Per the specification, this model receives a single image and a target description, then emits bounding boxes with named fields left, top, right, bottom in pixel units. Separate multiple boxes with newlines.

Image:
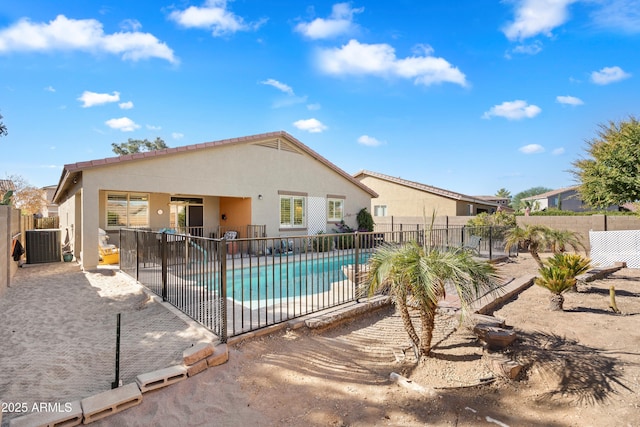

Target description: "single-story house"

left=521, top=185, right=621, bottom=213
left=353, top=170, right=500, bottom=217
left=473, top=195, right=513, bottom=211
left=53, top=131, right=378, bottom=270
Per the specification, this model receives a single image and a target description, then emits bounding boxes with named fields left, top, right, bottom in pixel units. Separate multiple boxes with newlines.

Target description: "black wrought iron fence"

left=119, top=226, right=514, bottom=342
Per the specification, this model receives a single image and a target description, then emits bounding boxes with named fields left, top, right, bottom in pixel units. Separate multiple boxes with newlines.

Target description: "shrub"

left=312, top=232, right=333, bottom=252
left=357, top=208, right=375, bottom=232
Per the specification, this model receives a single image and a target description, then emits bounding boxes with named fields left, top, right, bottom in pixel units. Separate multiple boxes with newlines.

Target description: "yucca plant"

left=535, top=265, right=575, bottom=311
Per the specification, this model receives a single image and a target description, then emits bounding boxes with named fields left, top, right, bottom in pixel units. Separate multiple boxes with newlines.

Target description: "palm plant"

left=546, top=253, right=591, bottom=277
left=535, top=253, right=591, bottom=310
left=503, top=224, right=552, bottom=268
left=535, top=264, right=575, bottom=311
left=546, top=252, right=591, bottom=292
left=546, top=229, right=586, bottom=255
left=364, top=241, right=502, bottom=359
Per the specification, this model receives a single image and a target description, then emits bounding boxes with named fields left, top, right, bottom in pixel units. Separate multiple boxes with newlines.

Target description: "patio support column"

left=81, top=187, right=100, bottom=270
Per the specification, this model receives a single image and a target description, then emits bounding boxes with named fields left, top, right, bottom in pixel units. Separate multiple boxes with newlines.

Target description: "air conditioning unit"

left=26, top=229, right=61, bottom=264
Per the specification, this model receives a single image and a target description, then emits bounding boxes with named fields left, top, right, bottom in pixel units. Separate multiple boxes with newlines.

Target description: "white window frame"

left=105, top=192, right=149, bottom=230
left=327, top=197, right=345, bottom=222
left=279, top=193, right=306, bottom=229
left=373, top=205, right=387, bottom=216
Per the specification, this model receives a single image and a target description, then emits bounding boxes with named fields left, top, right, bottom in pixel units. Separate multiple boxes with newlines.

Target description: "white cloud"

left=105, top=117, right=140, bottom=132
left=590, top=66, right=631, bottom=85
left=482, top=100, right=541, bottom=120
left=556, top=95, right=583, bottom=105
left=78, top=90, right=120, bottom=108
left=307, top=103, right=321, bottom=111
left=169, top=0, right=265, bottom=36
left=295, top=3, right=364, bottom=39
left=519, top=144, right=545, bottom=154
left=119, top=101, right=134, bottom=109
left=316, top=39, right=467, bottom=87
left=0, top=15, right=177, bottom=63
left=357, top=135, right=383, bottom=147
left=120, top=19, right=142, bottom=32
left=552, top=147, right=565, bottom=155
left=503, top=0, right=576, bottom=41
left=261, top=78, right=294, bottom=95
left=591, top=0, right=640, bottom=33
left=146, top=124, right=162, bottom=131
left=507, top=40, right=543, bottom=57
left=172, top=132, right=184, bottom=139
left=293, top=118, right=327, bottom=133
left=44, top=86, right=55, bottom=92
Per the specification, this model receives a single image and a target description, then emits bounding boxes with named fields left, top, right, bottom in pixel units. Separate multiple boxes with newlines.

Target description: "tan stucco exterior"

left=354, top=171, right=498, bottom=218
left=54, top=132, right=376, bottom=270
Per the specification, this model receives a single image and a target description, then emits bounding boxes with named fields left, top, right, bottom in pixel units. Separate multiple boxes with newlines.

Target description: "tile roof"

left=521, top=185, right=579, bottom=201
left=353, top=170, right=498, bottom=206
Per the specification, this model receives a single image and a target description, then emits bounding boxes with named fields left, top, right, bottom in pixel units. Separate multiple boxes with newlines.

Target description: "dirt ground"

left=101, top=254, right=640, bottom=427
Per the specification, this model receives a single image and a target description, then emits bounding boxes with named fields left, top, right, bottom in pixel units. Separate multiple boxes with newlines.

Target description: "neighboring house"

left=521, top=185, right=620, bottom=213
left=53, top=131, right=378, bottom=270
left=473, top=195, right=514, bottom=213
left=353, top=170, right=500, bottom=217
left=39, top=185, right=59, bottom=217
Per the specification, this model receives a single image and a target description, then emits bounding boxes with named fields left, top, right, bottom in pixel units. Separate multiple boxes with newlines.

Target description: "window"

left=280, top=195, right=306, bottom=228
left=327, top=198, right=344, bottom=222
left=373, top=205, right=387, bottom=216
left=106, top=193, right=149, bottom=229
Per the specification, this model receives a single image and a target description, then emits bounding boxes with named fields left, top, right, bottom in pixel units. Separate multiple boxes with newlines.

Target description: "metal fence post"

left=135, top=230, right=139, bottom=281
left=161, top=232, right=167, bottom=302
left=220, top=238, right=228, bottom=342
left=111, top=313, right=121, bottom=389
left=354, top=231, right=360, bottom=302
left=489, top=226, right=493, bottom=260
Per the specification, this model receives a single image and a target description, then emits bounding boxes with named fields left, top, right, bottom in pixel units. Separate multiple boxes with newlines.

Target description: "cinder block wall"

left=0, top=205, right=8, bottom=297
left=0, top=206, right=21, bottom=298
left=517, top=215, right=640, bottom=252
left=374, top=214, right=640, bottom=253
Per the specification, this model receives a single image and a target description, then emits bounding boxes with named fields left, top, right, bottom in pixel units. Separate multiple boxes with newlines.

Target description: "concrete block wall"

left=374, top=214, right=640, bottom=253
left=518, top=215, right=640, bottom=252
left=1, top=206, right=21, bottom=298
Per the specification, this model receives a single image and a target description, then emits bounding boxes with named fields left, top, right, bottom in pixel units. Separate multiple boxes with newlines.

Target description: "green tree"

left=512, top=186, right=552, bottom=212
left=364, top=241, right=501, bottom=359
left=572, top=116, right=640, bottom=208
left=495, top=188, right=512, bottom=207
left=112, top=137, right=168, bottom=155
left=0, top=113, right=7, bottom=138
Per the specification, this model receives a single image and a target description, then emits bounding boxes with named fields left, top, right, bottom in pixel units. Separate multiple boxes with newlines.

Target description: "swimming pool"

left=195, top=253, right=370, bottom=304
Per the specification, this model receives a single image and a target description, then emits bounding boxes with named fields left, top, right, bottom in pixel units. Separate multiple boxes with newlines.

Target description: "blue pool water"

left=199, top=253, right=370, bottom=303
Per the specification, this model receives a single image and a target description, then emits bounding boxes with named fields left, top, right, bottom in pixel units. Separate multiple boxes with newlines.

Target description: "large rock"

left=473, top=324, right=517, bottom=350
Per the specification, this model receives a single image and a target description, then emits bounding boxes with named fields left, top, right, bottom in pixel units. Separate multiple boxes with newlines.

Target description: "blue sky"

left=0, top=1, right=638, bottom=197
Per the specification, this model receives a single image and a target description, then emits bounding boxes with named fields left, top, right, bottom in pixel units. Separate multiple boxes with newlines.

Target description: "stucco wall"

left=359, top=176, right=459, bottom=217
